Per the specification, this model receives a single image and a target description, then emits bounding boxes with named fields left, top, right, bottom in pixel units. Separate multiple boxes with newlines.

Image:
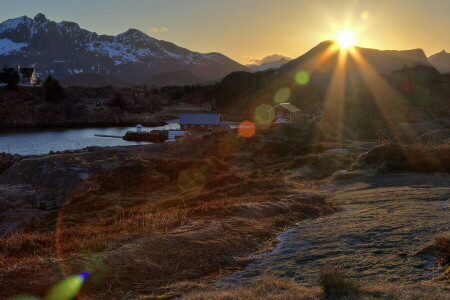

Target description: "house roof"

left=268, top=103, right=301, bottom=113
left=179, top=113, right=223, bottom=125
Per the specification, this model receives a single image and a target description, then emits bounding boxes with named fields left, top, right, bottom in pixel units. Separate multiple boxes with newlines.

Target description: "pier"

left=94, top=134, right=123, bottom=139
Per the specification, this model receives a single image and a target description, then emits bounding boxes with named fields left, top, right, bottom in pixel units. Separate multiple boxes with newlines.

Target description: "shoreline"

left=0, top=120, right=168, bottom=130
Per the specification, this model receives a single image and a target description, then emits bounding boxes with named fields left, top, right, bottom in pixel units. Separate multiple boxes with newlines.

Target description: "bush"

left=319, top=266, right=359, bottom=298
left=0, top=66, right=20, bottom=90
left=358, top=143, right=450, bottom=173
left=43, top=75, right=65, bottom=101
left=109, top=92, right=127, bottom=110
left=435, top=234, right=450, bottom=267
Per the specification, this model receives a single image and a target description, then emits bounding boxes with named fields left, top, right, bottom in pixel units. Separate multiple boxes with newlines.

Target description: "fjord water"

left=0, top=127, right=146, bottom=155
left=0, top=120, right=181, bottom=155
left=225, top=174, right=450, bottom=285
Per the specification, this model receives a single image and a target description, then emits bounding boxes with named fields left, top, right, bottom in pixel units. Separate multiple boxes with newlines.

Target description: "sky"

left=0, top=0, right=448, bottom=64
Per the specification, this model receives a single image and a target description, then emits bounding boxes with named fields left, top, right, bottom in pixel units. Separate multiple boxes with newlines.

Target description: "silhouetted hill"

left=279, top=40, right=431, bottom=88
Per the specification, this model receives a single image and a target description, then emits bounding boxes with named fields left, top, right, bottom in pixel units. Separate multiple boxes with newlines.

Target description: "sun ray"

left=320, top=48, right=349, bottom=141
left=348, top=48, right=417, bottom=139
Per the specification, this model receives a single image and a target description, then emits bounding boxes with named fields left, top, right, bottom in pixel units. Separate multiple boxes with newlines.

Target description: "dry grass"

left=169, top=277, right=450, bottom=300
left=0, top=146, right=336, bottom=299
left=180, top=277, right=319, bottom=300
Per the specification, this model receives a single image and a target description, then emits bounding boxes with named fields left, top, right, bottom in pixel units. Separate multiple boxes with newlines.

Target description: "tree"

left=0, top=66, right=20, bottom=90
left=109, top=93, right=127, bottom=110
left=43, top=75, right=65, bottom=102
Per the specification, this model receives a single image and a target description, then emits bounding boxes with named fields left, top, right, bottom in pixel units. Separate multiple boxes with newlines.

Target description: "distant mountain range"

left=0, top=13, right=447, bottom=87
left=246, top=54, right=292, bottom=72
left=428, top=50, right=450, bottom=74
left=0, top=13, right=247, bottom=85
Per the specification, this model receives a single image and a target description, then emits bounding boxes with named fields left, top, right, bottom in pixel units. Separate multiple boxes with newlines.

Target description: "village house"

left=5, top=66, right=38, bottom=85
left=304, top=104, right=324, bottom=121
left=267, top=103, right=302, bottom=123
left=179, top=113, right=229, bottom=132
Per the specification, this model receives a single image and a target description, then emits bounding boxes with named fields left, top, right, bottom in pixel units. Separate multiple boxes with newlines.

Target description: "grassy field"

left=1, top=130, right=449, bottom=299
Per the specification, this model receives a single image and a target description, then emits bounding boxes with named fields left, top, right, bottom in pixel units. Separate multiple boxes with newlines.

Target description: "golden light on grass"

left=336, top=30, right=356, bottom=48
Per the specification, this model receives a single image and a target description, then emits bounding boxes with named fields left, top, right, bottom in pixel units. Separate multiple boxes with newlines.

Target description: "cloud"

left=243, top=54, right=292, bottom=65
left=149, top=26, right=169, bottom=33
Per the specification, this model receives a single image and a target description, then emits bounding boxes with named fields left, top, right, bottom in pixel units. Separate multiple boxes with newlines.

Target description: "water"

left=0, top=121, right=180, bottom=155
left=225, top=174, right=450, bottom=285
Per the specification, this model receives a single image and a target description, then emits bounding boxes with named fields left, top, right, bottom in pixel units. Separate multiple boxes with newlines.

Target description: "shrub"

left=358, top=143, right=450, bottom=173
left=43, top=75, right=65, bottom=102
left=435, top=234, right=450, bottom=266
left=109, top=92, right=127, bottom=110
left=319, top=266, right=359, bottom=298
left=0, top=66, right=20, bottom=90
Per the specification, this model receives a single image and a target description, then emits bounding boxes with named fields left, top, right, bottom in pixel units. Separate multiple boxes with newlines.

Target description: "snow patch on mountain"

left=0, top=38, right=28, bottom=55
left=0, top=13, right=248, bottom=84
left=0, top=16, right=28, bottom=32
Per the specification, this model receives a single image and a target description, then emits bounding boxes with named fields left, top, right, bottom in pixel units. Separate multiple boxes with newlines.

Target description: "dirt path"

left=224, top=173, right=450, bottom=285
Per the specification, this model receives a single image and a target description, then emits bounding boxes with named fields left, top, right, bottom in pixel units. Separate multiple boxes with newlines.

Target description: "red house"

left=267, top=103, right=301, bottom=123
left=179, top=113, right=228, bottom=132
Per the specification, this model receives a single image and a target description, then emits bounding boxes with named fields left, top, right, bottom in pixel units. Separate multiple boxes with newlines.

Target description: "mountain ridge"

left=0, top=13, right=248, bottom=85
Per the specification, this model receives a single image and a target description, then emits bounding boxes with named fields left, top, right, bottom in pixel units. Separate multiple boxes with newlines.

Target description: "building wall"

left=180, top=124, right=223, bottom=132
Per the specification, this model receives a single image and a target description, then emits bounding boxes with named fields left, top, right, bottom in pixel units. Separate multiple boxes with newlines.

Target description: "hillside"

left=60, top=73, right=131, bottom=87
left=203, top=41, right=450, bottom=140
left=149, top=70, right=204, bottom=86
left=279, top=40, right=431, bottom=87
left=0, top=13, right=248, bottom=85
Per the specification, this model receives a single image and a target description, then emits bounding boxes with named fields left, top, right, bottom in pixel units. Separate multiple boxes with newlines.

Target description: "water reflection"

left=0, top=121, right=179, bottom=155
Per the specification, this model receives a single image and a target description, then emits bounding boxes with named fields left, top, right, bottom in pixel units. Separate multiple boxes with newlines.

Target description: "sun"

left=336, top=30, right=357, bottom=48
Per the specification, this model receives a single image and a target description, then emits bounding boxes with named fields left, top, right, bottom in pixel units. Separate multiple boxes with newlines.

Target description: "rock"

left=123, top=130, right=168, bottom=143
left=420, top=129, right=450, bottom=145
left=0, top=152, right=22, bottom=174
left=325, top=148, right=350, bottom=154
left=0, top=200, right=11, bottom=211
left=397, top=121, right=445, bottom=142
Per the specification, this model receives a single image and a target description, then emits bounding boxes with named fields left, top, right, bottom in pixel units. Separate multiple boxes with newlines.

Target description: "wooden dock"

left=94, top=134, right=123, bottom=139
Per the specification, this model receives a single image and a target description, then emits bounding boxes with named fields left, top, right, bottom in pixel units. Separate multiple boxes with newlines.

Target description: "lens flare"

left=254, top=103, right=273, bottom=124
left=238, top=121, right=256, bottom=138
left=46, top=271, right=89, bottom=300
left=336, top=30, right=356, bottom=48
left=361, top=10, right=370, bottom=21
left=274, top=87, right=291, bottom=103
left=295, top=71, right=310, bottom=85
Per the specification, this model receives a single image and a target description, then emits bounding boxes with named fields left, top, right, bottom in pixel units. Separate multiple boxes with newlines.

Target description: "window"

left=208, top=125, right=213, bottom=129
left=201, top=125, right=205, bottom=128
left=190, top=125, right=195, bottom=128
left=278, top=111, right=283, bottom=117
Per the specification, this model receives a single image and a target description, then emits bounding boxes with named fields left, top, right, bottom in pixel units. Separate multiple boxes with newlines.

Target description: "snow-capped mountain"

left=0, top=13, right=248, bottom=85
left=246, top=54, right=292, bottom=72
left=428, top=50, right=450, bottom=74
